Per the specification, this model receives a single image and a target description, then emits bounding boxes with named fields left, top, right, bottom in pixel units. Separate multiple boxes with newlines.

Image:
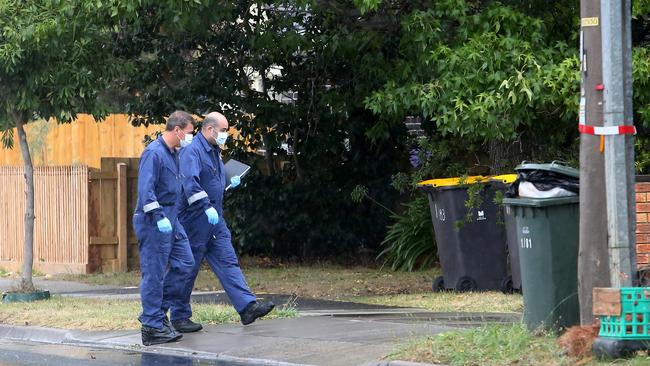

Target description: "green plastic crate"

left=599, top=288, right=650, bottom=340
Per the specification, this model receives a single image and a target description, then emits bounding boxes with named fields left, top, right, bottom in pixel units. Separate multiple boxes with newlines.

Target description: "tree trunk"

left=489, top=140, right=506, bottom=175
left=262, top=133, right=276, bottom=176
left=292, top=127, right=303, bottom=182
left=16, top=117, right=36, bottom=292
left=258, top=67, right=277, bottom=177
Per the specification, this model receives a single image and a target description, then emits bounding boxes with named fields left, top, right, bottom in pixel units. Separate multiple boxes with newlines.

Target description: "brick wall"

left=637, top=181, right=650, bottom=267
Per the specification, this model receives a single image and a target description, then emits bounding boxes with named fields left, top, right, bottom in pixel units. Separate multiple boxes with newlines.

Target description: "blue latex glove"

left=205, top=207, right=219, bottom=225
left=156, top=217, right=173, bottom=233
left=230, top=176, right=241, bottom=189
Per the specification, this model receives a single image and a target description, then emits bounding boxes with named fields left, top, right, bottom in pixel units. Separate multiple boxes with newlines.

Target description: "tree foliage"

left=364, top=0, right=650, bottom=269
left=5, top=0, right=650, bottom=266
left=0, top=0, right=127, bottom=135
left=363, top=1, right=578, bottom=144
left=0, top=0, right=135, bottom=289
left=105, top=0, right=650, bottom=262
left=116, top=1, right=409, bottom=258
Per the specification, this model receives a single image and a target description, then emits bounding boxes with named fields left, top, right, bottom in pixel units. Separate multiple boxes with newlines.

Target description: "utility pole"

left=601, top=0, right=637, bottom=287
left=578, top=0, right=610, bottom=325
left=578, top=0, right=637, bottom=324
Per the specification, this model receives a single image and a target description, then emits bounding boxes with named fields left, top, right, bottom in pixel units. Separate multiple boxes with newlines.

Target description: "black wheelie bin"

left=419, top=176, right=510, bottom=292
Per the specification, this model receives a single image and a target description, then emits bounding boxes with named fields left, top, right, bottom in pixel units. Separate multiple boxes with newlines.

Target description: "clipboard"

left=225, top=159, right=251, bottom=191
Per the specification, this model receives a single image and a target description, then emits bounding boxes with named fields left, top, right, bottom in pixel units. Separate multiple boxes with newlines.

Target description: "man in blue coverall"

left=166, top=112, right=274, bottom=333
left=133, top=111, right=196, bottom=346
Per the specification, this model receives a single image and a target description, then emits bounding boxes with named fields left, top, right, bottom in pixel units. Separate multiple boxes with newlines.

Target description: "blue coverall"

left=133, top=136, right=195, bottom=330
left=166, top=132, right=256, bottom=322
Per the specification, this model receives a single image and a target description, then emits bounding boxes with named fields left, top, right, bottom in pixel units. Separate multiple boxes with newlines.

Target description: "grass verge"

left=388, top=324, right=650, bottom=366
left=54, top=259, right=440, bottom=299
left=389, top=324, right=565, bottom=365
left=0, top=296, right=297, bottom=331
left=344, top=292, right=523, bottom=313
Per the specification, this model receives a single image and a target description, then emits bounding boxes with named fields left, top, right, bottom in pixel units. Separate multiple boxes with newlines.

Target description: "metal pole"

left=578, top=0, right=610, bottom=325
left=601, top=0, right=637, bottom=287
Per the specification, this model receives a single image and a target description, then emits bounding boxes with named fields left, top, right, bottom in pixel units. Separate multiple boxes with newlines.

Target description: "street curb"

left=298, top=308, right=429, bottom=316
left=323, top=311, right=521, bottom=323
left=58, top=289, right=225, bottom=300
left=377, top=361, right=446, bottom=366
left=0, top=324, right=72, bottom=343
left=0, top=324, right=313, bottom=366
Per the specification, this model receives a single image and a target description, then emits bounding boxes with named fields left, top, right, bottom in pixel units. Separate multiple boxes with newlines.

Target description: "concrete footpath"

left=0, top=278, right=123, bottom=294
left=0, top=279, right=521, bottom=365
left=0, top=316, right=456, bottom=365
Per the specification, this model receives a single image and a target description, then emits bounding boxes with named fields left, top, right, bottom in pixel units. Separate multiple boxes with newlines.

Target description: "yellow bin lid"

left=489, top=174, right=517, bottom=184
left=418, top=175, right=489, bottom=188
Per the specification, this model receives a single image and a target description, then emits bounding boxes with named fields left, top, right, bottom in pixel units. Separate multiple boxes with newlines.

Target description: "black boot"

left=141, top=324, right=183, bottom=346
left=163, top=317, right=181, bottom=337
left=172, top=319, right=203, bottom=333
left=239, top=301, right=275, bottom=325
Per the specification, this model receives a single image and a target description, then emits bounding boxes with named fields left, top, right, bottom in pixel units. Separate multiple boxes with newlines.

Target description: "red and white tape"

left=578, top=123, right=636, bottom=135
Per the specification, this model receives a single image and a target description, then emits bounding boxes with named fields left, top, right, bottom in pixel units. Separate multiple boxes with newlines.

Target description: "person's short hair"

left=202, top=114, right=221, bottom=130
left=166, top=111, right=195, bottom=131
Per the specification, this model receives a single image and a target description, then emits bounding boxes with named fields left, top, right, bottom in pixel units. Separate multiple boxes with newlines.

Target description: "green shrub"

left=378, top=196, right=436, bottom=271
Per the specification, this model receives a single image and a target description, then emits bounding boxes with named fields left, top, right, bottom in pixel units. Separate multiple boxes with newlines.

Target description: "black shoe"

left=163, top=317, right=181, bottom=337
left=240, top=301, right=275, bottom=325
left=137, top=315, right=176, bottom=332
left=172, top=319, right=203, bottom=333
left=141, top=325, right=183, bottom=346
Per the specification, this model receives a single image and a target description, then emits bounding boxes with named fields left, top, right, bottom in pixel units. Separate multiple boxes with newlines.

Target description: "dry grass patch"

left=345, top=292, right=523, bottom=313
left=55, top=259, right=440, bottom=299
left=242, top=265, right=439, bottom=298
left=0, top=296, right=296, bottom=331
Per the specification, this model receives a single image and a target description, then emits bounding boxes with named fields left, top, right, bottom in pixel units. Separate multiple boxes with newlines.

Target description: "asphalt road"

left=0, top=339, right=261, bottom=366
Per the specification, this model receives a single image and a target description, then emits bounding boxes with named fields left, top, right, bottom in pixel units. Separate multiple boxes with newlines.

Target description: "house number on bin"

left=520, top=237, right=532, bottom=249
left=438, top=209, right=446, bottom=221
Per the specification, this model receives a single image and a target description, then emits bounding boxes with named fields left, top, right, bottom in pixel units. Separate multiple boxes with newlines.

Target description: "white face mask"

left=179, top=133, right=193, bottom=148
left=215, top=131, right=228, bottom=145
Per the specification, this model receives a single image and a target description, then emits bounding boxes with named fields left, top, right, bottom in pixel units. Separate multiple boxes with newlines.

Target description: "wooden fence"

left=0, top=166, right=89, bottom=273
left=88, top=158, right=140, bottom=273
left=0, top=114, right=162, bottom=168
left=0, top=158, right=141, bottom=274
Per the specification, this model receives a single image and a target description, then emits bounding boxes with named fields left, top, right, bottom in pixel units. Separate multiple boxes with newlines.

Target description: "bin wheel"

left=500, top=276, right=514, bottom=294
left=455, top=276, right=477, bottom=292
left=432, top=276, right=445, bottom=292
left=592, top=337, right=633, bottom=360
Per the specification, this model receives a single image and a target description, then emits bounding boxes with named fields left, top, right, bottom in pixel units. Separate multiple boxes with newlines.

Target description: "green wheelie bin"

left=490, top=174, right=521, bottom=293
left=502, top=163, right=580, bottom=331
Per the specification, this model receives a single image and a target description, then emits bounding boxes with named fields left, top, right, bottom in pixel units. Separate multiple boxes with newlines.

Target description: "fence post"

left=117, top=163, right=128, bottom=272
